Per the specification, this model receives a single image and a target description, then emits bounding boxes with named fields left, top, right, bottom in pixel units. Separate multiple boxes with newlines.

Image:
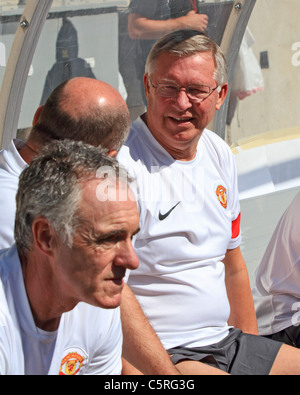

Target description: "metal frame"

left=0, top=0, right=256, bottom=149
left=0, top=0, right=53, bottom=149
left=213, top=0, right=257, bottom=139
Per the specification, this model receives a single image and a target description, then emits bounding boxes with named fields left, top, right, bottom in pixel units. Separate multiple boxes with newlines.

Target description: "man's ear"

left=31, top=217, right=58, bottom=258
left=32, top=105, right=44, bottom=126
left=107, top=149, right=118, bottom=158
left=216, top=83, right=229, bottom=111
left=143, top=73, right=151, bottom=99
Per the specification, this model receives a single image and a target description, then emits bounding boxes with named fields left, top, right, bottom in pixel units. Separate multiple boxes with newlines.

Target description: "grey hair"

left=15, top=140, right=131, bottom=256
left=145, top=29, right=228, bottom=85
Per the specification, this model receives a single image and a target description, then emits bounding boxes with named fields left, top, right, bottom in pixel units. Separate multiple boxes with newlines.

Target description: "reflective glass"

left=3, top=0, right=300, bottom=283
left=227, top=1, right=300, bottom=283
left=14, top=0, right=235, bottom=131
left=0, top=0, right=26, bottom=96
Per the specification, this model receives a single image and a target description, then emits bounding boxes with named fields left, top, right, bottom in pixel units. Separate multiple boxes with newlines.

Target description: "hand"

left=183, top=11, right=208, bottom=32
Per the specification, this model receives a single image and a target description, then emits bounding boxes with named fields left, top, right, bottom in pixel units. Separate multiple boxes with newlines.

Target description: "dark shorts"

left=265, top=325, right=300, bottom=348
left=167, top=329, right=283, bottom=375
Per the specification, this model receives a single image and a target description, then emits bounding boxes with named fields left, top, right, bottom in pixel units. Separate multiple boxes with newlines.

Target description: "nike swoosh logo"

left=159, top=202, right=181, bottom=221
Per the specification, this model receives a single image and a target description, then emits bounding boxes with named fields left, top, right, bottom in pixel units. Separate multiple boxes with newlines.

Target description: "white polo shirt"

left=0, top=245, right=123, bottom=375
left=0, top=140, right=27, bottom=250
left=253, top=191, right=300, bottom=336
left=118, top=117, right=241, bottom=350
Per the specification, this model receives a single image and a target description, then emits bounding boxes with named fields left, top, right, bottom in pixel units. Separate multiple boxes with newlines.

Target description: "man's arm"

left=128, top=11, right=208, bottom=40
left=223, top=247, right=258, bottom=335
left=121, top=284, right=180, bottom=375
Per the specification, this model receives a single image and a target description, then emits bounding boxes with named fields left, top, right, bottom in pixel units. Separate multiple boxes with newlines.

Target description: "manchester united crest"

left=216, top=184, right=227, bottom=209
left=59, top=348, right=87, bottom=375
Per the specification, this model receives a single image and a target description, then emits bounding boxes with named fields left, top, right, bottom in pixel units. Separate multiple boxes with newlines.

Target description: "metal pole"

left=212, top=0, right=257, bottom=140
left=0, top=0, right=53, bottom=149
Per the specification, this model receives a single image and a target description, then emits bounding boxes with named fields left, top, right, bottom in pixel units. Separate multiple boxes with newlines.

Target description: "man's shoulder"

left=203, top=129, right=231, bottom=150
left=0, top=246, right=24, bottom=375
left=0, top=281, right=24, bottom=375
left=0, top=246, right=22, bottom=289
left=118, top=118, right=146, bottom=161
left=69, top=303, right=121, bottom=333
left=202, top=129, right=235, bottom=162
left=62, top=304, right=122, bottom=358
left=59, top=305, right=122, bottom=375
left=0, top=165, right=19, bottom=188
left=0, top=143, right=22, bottom=250
left=0, top=140, right=26, bottom=180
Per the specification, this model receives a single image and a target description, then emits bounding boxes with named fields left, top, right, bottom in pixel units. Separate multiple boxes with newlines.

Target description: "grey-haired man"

left=0, top=140, right=140, bottom=375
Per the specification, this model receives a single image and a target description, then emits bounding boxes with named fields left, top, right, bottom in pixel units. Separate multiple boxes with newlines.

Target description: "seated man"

left=0, top=77, right=130, bottom=250
left=118, top=29, right=300, bottom=375
left=0, top=140, right=140, bottom=375
left=0, top=77, right=182, bottom=375
left=253, top=191, right=300, bottom=348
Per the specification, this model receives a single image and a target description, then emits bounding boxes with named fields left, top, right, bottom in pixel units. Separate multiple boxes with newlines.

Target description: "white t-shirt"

left=253, top=191, right=300, bottom=336
left=118, top=117, right=241, bottom=349
left=0, top=245, right=123, bottom=375
left=0, top=140, right=27, bottom=250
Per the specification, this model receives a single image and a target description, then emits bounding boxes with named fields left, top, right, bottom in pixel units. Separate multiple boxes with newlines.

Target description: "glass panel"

left=0, top=0, right=27, bottom=97
left=16, top=0, right=235, bottom=135
left=6, top=0, right=299, bottom=288
left=227, top=1, right=300, bottom=284
left=18, top=0, right=127, bottom=135
left=3, top=0, right=300, bottom=331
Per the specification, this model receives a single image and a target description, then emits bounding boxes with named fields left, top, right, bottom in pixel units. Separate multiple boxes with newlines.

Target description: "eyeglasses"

left=149, top=76, right=220, bottom=103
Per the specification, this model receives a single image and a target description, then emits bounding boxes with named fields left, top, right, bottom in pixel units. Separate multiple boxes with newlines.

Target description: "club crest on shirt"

left=215, top=184, right=227, bottom=209
left=59, top=348, right=88, bottom=375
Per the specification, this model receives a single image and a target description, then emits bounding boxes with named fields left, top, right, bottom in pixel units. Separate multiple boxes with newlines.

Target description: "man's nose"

left=174, top=89, right=193, bottom=110
left=114, top=240, right=139, bottom=271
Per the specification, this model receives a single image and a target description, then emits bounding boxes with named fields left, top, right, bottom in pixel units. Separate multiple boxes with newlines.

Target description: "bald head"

left=61, top=78, right=128, bottom=122
left=29, top=77, right=130, bottom=154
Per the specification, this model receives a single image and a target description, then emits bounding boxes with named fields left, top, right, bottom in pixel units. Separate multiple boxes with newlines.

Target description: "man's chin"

left=90, top=291, right=123, bottom=310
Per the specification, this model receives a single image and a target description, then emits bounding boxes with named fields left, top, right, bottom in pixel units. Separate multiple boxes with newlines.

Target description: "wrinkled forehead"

left=151, top=52, right=217, bottom=84
left=76, top=178, right=139, bottom=235
left=79, top=177, right=136, bottom=207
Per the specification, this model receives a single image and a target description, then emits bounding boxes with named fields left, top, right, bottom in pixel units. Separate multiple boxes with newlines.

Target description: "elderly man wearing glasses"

left=118, top=30, right=300, bottom=375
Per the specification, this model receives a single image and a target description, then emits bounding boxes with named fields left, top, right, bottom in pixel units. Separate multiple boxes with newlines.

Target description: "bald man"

left=0, top=77, right=130, bottom=249
left=0, top=77, right=183, bottom=376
